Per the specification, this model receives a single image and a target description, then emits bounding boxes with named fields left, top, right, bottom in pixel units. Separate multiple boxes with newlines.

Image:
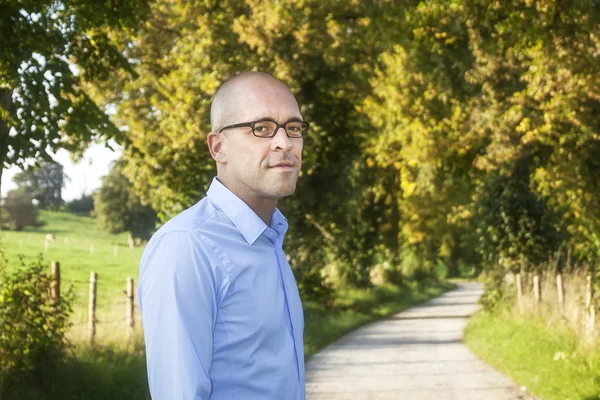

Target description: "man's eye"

left=288, top=125, right=301, bottom=132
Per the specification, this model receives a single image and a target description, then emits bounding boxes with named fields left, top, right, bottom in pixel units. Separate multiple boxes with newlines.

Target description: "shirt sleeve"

left=138, top=230, right=225, bottom=400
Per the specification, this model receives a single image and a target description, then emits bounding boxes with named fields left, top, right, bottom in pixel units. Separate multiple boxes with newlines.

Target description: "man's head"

left=207, top=72, right=304, bottom=205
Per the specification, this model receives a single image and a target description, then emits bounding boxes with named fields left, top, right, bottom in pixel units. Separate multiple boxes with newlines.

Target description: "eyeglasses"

left=218, top=118, right=309, bottom=138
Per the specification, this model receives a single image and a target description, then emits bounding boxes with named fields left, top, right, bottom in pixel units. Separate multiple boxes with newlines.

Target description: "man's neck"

left=245, top=197, right=278, bottom=226
left=216, top=177, right=277, bottom=226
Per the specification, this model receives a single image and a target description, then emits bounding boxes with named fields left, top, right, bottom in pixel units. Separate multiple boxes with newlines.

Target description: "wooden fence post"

left=533, top=274, right=541, bottom=303
left=556, top=274, right=565, bottom=315
left=586, top=274, right=595, bottom=340
left=127, top=277, right=135, bottom=339
left=516, top=273, right=523, bottom=312
left=586, top=274, right=593, bottom=311
left=51, top=261, right=60, bottom=305
left=89, top=272, right=98, bottom=346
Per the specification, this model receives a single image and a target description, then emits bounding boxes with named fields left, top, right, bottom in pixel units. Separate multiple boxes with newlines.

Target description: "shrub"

left=0, top=254, right=72, bottom=392
left=65, top=194, right=94, bottom=215
left=2, top=189, right=38, bottom=230
left=479, top=266, right=508, bottom=312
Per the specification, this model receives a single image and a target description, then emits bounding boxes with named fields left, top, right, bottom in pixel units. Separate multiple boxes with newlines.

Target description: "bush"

left=0, top=254, right=72, bottom=393
left=2, top=189, right=38, bottom=230
left=65, top=194, right=94, bottom=215
left=479, top=266, right=508, bottom=312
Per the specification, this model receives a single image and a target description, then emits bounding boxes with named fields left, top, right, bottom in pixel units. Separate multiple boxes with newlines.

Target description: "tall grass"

left=505, top=269, right=596, bottom=345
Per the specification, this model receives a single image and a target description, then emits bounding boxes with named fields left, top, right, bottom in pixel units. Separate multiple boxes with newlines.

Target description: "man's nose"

left=271, top=126, right=293, bottom=151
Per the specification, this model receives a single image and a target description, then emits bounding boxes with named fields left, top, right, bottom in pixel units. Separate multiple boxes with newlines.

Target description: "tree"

left=0, top=0, right=149, bottom=205
left=94, top=161, right=157, bottom=242
left=364, top=0, right=600, bottom=275
left=13, top=160, right=65, bottom=209
left=65, top=194, right=94, bottom=215
left=90, top=0, right=408, bottom=290
left=2, top=189, right=38, bottom=230
left=88, top=0, right=599, bottom=290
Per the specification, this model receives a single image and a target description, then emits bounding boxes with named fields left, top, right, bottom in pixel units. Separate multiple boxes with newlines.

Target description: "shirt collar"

left=207, top=177, right=286, bottom=245
left=271, top=208, right=289, bottom=237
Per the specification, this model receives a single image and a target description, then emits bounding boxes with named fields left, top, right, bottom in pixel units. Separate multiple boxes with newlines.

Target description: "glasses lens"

left=253, top=120, right=277, bottom=137
left=285, top=121, right=308, bottom=138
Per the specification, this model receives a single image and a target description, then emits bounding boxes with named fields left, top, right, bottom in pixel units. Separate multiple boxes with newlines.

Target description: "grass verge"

left=304, top=280, right=455, bottom=358
left=3, top=279, right=454, bottom=399
left=464, top=310, right=600, bottom=400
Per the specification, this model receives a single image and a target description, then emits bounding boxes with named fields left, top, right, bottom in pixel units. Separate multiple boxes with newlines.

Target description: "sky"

left=1, top=142, right=122, bottom=202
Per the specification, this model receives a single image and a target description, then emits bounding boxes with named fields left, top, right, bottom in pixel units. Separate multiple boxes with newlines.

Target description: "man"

left=138, top=71, right=307, bottom=399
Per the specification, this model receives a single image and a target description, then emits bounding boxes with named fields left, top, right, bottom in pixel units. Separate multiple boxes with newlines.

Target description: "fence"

left=507, top=269, right=596, bottom=342
left=50, top=261, right=138, bottom=346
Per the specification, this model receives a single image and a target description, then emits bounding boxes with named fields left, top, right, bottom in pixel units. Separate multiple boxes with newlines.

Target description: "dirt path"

left=305, top=282, right=535, bottom=400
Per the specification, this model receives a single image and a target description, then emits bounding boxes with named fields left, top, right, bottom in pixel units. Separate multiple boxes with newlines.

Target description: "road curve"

left=306, top=282, right=534, bottom=400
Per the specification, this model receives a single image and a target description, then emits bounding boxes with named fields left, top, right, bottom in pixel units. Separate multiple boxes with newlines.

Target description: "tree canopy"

left=85, top=0, right=600, bottom=292
left=5, top=0, right=598, bottom=294
left=94, top=160, right=157, bottom=242
left=13, top=160, right=65, bottom=209
left=0, top=0, right=148, bottom=198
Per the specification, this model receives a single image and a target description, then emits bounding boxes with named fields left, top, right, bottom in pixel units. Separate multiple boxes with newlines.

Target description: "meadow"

left=2, top=210, right=144, bottom=343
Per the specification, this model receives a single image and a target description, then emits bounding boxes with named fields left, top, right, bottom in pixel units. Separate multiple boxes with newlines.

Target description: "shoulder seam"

left=151, top=208, right=218, bottom=242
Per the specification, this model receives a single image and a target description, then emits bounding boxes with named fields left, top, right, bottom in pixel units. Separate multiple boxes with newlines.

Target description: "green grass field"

left=464, top=310, right=600, bottom=400
left=3, top=210, right=143, bottom=291
left=2, top=210, right=144, bottom=342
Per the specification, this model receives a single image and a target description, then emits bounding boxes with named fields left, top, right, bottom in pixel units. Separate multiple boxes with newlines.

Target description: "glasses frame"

left=218, top=118, right=309, bottom=138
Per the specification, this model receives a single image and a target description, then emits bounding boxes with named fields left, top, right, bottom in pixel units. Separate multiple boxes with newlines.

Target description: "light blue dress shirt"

left=138, top=178, right=305, bottom=400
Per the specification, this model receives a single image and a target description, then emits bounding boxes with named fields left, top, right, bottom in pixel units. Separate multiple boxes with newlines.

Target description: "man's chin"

left=267, top=183, right=297, bottom=199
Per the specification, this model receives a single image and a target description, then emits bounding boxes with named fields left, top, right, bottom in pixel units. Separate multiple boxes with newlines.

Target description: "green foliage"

left=0, top=344, right=149, bottom=400
left=13, top=160, right=65, bottom=210
left=94, top=161, right=157, bottom=240
left=0, top=255, right=73, bottom=392
left=90, top=0, right=415, bottom=290
left=364, top=0, right=600, bottom=277
left=2, top=189, right=38, bottom=230
left=475, top=161, right=563, bottom=271
left=81, top=0, right=600, bottom=290
left=479, top=266, right=509, bottom=312
left=65, top=194, right=94, bottom=215
left=0, top=0, right=148, bottom=202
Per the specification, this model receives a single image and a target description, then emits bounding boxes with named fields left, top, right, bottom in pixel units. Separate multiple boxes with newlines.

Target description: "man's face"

left=219, top=80, right=304, bottom=203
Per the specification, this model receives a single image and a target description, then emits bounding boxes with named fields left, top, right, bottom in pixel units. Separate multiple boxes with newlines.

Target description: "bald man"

left=138, top=72, right=307, bottom=400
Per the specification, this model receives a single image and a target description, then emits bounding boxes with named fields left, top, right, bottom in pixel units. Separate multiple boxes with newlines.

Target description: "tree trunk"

left=0, top=88, right=14, bottom=223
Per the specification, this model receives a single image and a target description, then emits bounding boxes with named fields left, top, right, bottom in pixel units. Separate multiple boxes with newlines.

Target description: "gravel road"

left=305, top=282, right=536, bottom=400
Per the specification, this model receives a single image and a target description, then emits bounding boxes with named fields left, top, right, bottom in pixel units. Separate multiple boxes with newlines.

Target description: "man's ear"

left=207, top=131, right=227, bottom=164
